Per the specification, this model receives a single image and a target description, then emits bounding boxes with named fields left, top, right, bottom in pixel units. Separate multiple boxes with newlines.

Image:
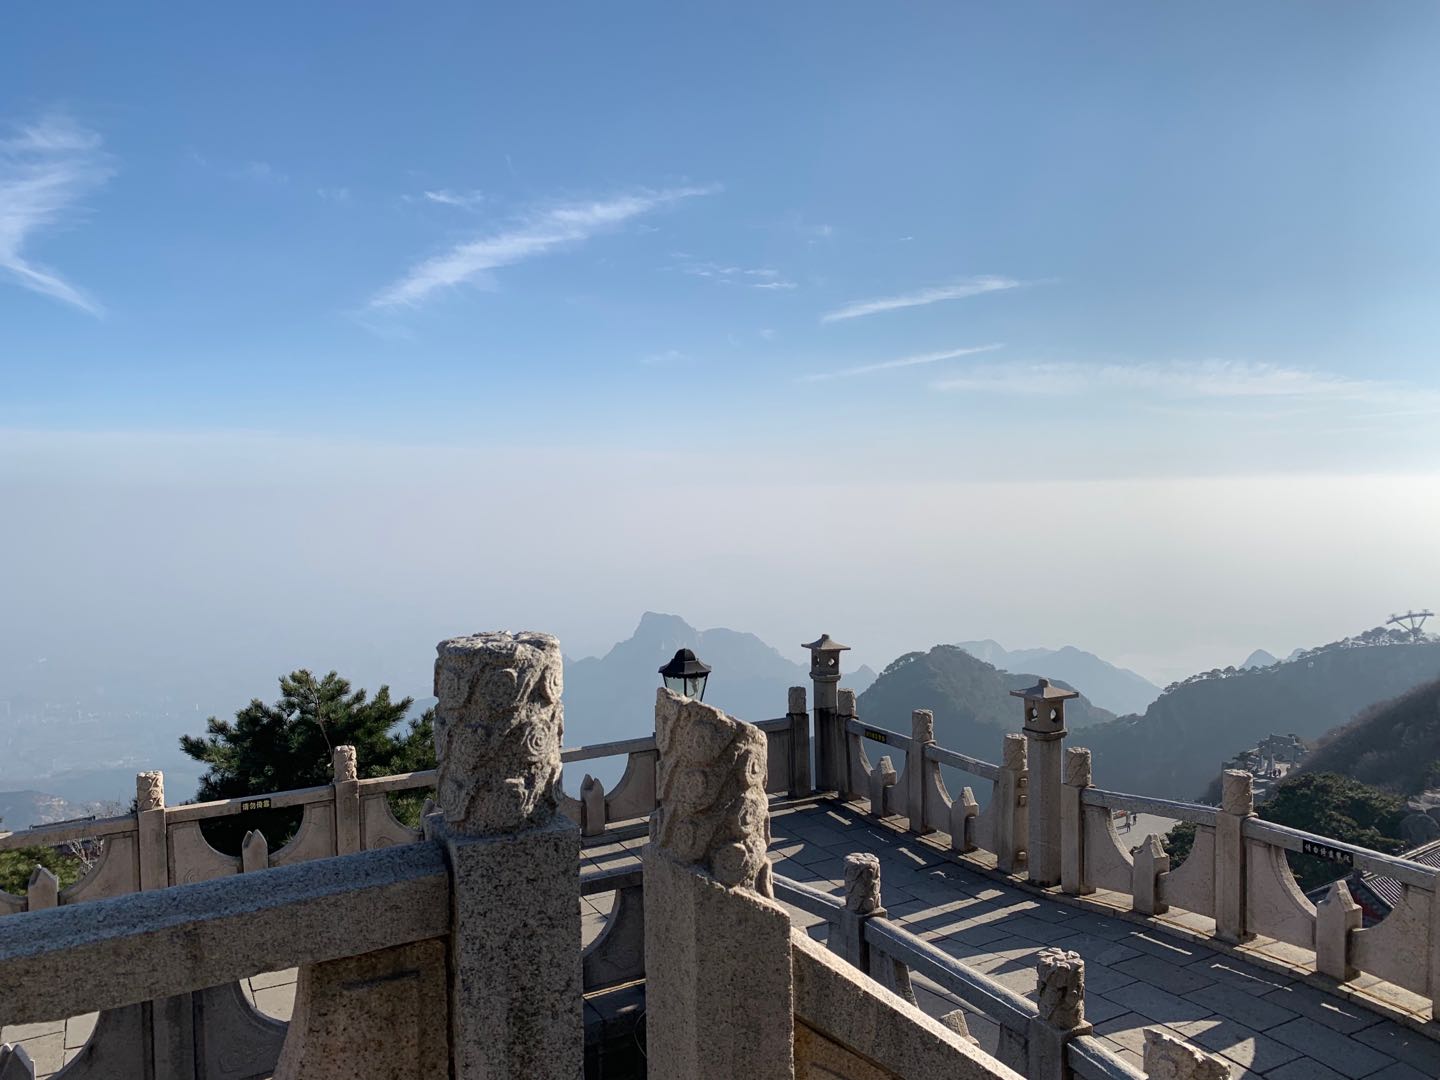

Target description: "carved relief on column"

left=333, top=745, right=358, bottom=783
left=1036, top=948, right=1086, bottom=1030
left=433, top=631, right=564, bottom=836
left=137, top=771, right=165, bottom=812
left=843, top=853, right=882, bottom=915
left=651, top=688, right=773, bottom=896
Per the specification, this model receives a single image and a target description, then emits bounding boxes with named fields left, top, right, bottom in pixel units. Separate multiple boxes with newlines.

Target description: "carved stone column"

left=1027, top=947, right=1092, bottom=1080
left=994, top=734, right=1029, bottom=875
left=829, top=853, right=916, bottom=1004
left=332, top=744, right=361, bottom=855
left=1061, top=747, right=1092, bottom=895
left=431, top=631, right=582, bottom=1080
left=644, top=688, right=795, bottom=1080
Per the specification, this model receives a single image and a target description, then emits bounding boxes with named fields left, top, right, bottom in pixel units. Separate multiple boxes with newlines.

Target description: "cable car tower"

left=1386, top=609, right=1434, bottom=641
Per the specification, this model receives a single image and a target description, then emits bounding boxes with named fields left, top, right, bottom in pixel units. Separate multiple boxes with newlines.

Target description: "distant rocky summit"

left=956, top=639, right=1161, bottom=716
left=1240, top=649, right=1279, bottom=670
left=563, top=613, right=874, bottom=745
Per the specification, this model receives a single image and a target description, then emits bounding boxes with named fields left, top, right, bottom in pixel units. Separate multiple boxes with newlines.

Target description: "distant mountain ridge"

left=856, top=645, right=1116, bottom=763
left=956, top=640, right=1161, bottom=716
left=1300, top=678, right=1440, bottom=796
left=563, top=613, right=874, bottom=746
left=1240, top=649, right=1279, bottom=670
left=1082, top=635, right=1440, bottom=800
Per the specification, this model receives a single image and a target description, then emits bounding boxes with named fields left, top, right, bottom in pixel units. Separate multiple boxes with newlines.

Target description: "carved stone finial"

left=912, top=709, right=935, bottom=744
left=651, top=688, right=772, bottom=895
left=843, top=852, right=882, bottom=914
left=1222, top=769, right=1254, bottom=816
left=136, top=771, right=165, bottom=812
left=836, top=688, right=857, bottom=716
left=787, top=686, right=807, bottom=714
left=333, top=745, right=358, bottom=783
left=1065, top=747, right=1092, bottom=787
left=1002, top=733, right=1028, bottom=771
left=433, top=631, right=564, bottom=836
left=1141, top=1028, right=1231, bottom=1080
left=1036, top=948, right=1086, bottom=1030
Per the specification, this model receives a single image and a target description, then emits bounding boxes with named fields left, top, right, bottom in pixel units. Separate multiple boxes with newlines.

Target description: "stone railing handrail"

left=354, top=768, right=437, bottom=794
left=0, top=842, right=450, bottom=1026
left=1079, top=786, right=1219, bottom=827
left=844, top=715, right=915, bottom=752
left=1068, top=1035, right=1147, bottom=1080
left=0, top=810, right=136, bottom=851
left=925, top=742, right=1002, bottom=782
left=1244, top=816, right=1439, bottom=888
left=164, top=782, right=336, bottom=823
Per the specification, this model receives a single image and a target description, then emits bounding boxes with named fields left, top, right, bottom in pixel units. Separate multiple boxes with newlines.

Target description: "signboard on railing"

left=863, top=729, right=888, bottom=745
left=241, top=798, right=272, bottom=813
left=1301, top=839, right=1355, bottom=867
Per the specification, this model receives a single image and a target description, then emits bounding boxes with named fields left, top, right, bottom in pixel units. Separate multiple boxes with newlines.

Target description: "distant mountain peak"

left=954, top=639, right=1161, bottom=716
left=1240, top=649, right=1278, bottom=670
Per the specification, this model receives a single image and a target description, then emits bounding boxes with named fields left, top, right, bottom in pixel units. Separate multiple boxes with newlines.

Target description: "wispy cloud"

left=800, top=343, right=1004, bottom=383
left=0, top=112, right=112, bottom=315
left=421, top=188, right=485, bottom=209
left=821, top=276, right=1021, bottom=323
left=932, top=359, right=1440, bottom=412
left=372, top=184, right=717, bottom=308
left=673, top=258, right=796, bottom=290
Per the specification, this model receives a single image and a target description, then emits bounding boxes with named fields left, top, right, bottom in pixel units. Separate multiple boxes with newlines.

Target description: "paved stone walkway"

left=8, top=800, right=1440, bottom=1079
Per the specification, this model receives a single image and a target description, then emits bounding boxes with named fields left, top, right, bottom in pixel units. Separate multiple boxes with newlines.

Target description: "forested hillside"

left=1082, top=638, right=1440, bottom=800
left=856, top=645, right=1115, bottom=760
left=1300, top=678, right=1440, bottom=796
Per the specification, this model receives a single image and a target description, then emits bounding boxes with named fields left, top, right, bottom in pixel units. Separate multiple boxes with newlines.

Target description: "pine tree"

left=179, top=670, right=434, bottom=851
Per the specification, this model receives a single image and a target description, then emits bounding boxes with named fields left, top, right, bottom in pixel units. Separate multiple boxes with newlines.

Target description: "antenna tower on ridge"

left=1386, top=609, right=1434, bottom=640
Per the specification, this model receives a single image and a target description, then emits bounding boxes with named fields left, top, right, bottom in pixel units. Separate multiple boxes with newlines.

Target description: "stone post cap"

left=652, top=689, right=772, bottom=894
left=911, top=709, right=935, bottom=743
left=1318, top=878, right=1360, bottom=914
left=1142, top=1028, right=1231, bottom=1080
left=875, top=755, right=897, bottom=785
left=1036, top=948, right=1086, bottom=1029
left=136, top=771, right=165, bottom=812
left=843, top=852, right=883, bottom=914
left=788, top=686, right=807, bottom=714
left=1221, top=769, right=1254, bottom=816
left=836, top=688, right=857, bottom=716
left=1064, top=747, right=1093, bottom=787
left=433, top=630, right=565, bottom=836
left=0, top=1041, right=36, bottom=1079
left=332, top=745, right=358, bottom=783
left=1136, top=833, right=1170, bottom=868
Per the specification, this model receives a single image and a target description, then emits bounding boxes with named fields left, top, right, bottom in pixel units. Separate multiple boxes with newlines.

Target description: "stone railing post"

left=869, top=755, right=898, bottom=817
left=787, top=686, right=812, bottom=796
left=136, top=770, right=192, bottom=1080
left=837, top=688, right=863, bottom=801
left=805, top=634, right=849, bottom=794
left=430, top=631, right=582, bottom=1080
left=995, top=734, right=1029, bottom=875
left=1013, top=678, right=1077, bottom=889
left=1315, top=879, right=1361, bottom=981
left=332, top=744, right=360, bottom=855
left=645, top=688, right=794, bottom=1080
left=830, top=853, right=917, bottom=1005
left=1141, top=1028, right=1231, bottom=1079
left=25, top=867, right=57, bottom=911
left=908, top=709, right=935, bottom=832
left=950, top=786, right=980, bottom=853
left=1027, top=948, right=1092, bottom=1080
left=1061, top=747, right=1092, bottom=896
left=1133, top=835, right=1170, bottom=916
left=1215, top=769, right=1254, bottom=944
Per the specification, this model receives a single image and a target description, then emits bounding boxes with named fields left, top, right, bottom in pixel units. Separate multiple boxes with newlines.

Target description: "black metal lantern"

left=659, top=648, right=712, bottom=701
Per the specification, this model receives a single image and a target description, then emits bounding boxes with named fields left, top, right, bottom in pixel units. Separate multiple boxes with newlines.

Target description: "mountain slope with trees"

left=1081, top=636, right=1440, bottom=800
left=1299, top=677, right=1440, bottom=796
left=856, top=645, right=1115, bottom=759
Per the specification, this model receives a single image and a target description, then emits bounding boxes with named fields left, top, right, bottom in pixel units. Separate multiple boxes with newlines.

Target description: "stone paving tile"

left=1037, top=931, right=1140, bottom=967
left=249, top=966, right=299, bottom=991
left=252, top=985, right=295, bottom=1022
left=1260, top=982, right=1383, bottom=1035
left=1171, top=1015, right=1302, bottom=1073
left=1265, top=1057, right=1351, bottom=1080
left=1055, top=909, right=1141, bottom=941
left=13, top=1032, right=63, bottom=1076
left=1106, top=980, right=1216, bottom=1025
left=1353, top=1020, right=1440, bottom=1075
left=1267, top=1016, right=1395, bottom=1078
left=1188, top=981, right=1297, bottom=1032
left=1119, top=928, right=1215, bottom=964
left=988, top=914, right=1079, bottom=945
left=1080, top=993, right=1128, bottom=1025
left=1093, top=1012, right=1189, bottom=1056
left=1366, top=1063, right=1431, bottom=1080
left=1, top=1019, right=64, bottom=1041
left=1111, top=952, right=1217, bottom=997
left=1079, top=963, right=1138, bottom=998
left=1185, top=954, right=1296, bottom=997
left=924, top=921, right=1015, bottom=951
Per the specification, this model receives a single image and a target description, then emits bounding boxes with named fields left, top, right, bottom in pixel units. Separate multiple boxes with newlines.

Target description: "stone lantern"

left=803, top=635, right=850, bottom=792
left=1011, top=677, right=1079, bottom=887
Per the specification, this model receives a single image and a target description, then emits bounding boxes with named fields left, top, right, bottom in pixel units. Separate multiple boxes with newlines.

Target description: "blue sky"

left=2, top=3, right=1439, bottom=688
